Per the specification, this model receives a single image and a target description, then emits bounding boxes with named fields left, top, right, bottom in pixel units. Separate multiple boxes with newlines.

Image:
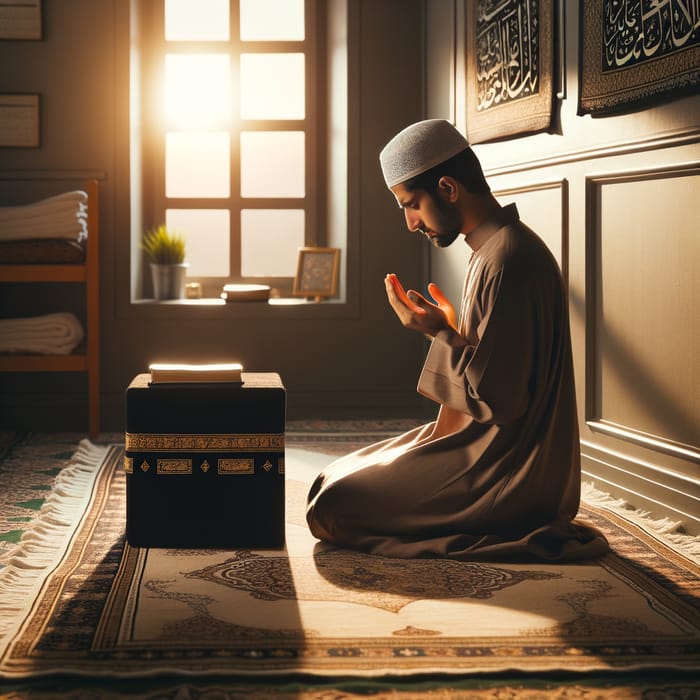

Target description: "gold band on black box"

left=125, top=432, right=284, bottom=452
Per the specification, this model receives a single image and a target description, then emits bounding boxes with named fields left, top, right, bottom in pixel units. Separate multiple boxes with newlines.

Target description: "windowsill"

left=125, top=295, right=357, bottom=319
left=132, top=296, right=339, bottom=306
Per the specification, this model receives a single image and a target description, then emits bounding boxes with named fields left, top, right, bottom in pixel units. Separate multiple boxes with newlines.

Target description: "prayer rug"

left=0, top=432, right=83, bottom=565
left=0, top=438, right=698, bottom=685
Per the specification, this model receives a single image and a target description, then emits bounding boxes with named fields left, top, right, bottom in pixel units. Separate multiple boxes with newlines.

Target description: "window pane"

left=166, top=132, right=230, bottom=198
left=241, top=209, right=304, bottom=277
left=240, top=54, right=304, bottom=119
left=241, top=131, right=304, bottom=198
left=166, top=209, right=230, bottom=277
left=165, top=54, right=231, bottom=130
left=165, top=0, right=229, bottom=41
left=240, top=0, right=304, bottom=41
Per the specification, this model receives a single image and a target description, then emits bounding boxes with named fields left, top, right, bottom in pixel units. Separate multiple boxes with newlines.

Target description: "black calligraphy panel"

left=475, top=0, right=541, bottom=112
left=603, top=0, right=700, bottom=72
left=578, top=0, right=700, bottom=114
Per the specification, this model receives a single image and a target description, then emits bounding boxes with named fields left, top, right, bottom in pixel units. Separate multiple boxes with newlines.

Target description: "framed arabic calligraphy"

left=465, top=0, right=555, bottom=144
left=578, top=1, right=700, bottom=115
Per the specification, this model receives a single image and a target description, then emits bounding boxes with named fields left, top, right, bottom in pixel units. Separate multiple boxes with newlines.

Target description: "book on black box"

left=149, top=362, right=243, bottom=384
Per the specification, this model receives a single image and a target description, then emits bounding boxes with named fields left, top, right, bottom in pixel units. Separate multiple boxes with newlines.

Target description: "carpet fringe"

left=0, top=439, right=109, bottom=650
left=582, top=480, right=700, bottom=565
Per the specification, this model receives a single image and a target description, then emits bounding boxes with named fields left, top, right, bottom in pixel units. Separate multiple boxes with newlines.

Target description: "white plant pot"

left=150, top=262, right=190, bottom=300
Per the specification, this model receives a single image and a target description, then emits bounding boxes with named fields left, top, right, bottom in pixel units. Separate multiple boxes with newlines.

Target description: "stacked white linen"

left=0, top=312, right=84, bottom=354
left=0, top=191, right=88, bottom=242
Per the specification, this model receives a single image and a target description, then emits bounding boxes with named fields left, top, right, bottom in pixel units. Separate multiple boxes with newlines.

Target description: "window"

left=133, top=0, right=325, bottom=298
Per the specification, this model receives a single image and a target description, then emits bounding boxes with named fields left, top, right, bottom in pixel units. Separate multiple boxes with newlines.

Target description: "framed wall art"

left=465, top=0, right=555, bottom=144
left=0, top=94, right=40, bottom=147
left=0, top=0, right=42, bottom=40
left=293, top=247, right=340, bottom=301
left=578, top=2, right=700, bottom=115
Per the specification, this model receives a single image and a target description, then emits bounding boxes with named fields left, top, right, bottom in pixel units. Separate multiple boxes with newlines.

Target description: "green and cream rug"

left=0, top=432, right=698, bottom=697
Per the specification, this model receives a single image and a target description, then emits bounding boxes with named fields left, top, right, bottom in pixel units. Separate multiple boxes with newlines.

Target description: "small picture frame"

left=0, top=94, right=40, bottom=147
left=293, top=247, right=340, bottom=301
left=0, top=0, right=42, bottom=40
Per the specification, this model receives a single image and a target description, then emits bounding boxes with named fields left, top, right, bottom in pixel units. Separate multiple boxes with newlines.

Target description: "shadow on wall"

left=569, top=289, right=698, bottom=451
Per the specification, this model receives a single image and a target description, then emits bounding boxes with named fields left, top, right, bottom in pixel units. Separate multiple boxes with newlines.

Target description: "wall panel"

left=585, top=165, right=700, bottom=462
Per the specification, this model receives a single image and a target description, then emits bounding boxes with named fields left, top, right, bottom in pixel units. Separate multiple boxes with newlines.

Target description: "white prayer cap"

left=379, top=119, right=469, bottom=188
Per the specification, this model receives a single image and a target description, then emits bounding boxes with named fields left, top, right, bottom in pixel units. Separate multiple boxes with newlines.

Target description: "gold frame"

left=292, top=247, right=340, bottom=300
left=465, top=0, right=555, bottom=144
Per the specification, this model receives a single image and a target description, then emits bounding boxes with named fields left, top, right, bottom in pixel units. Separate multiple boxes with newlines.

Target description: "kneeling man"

left=306, top=119, right=608, bottom=561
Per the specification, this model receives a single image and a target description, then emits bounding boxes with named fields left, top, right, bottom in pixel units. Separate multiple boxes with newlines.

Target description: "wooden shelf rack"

left=0, top=180, right=100, bottom=437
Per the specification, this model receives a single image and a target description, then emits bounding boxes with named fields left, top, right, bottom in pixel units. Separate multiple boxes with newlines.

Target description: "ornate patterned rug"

left=0, top=434, right=699, bottom=697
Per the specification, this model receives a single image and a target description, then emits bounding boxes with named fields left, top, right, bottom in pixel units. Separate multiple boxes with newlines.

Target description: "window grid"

left=140, top=0, right=321, bottom=296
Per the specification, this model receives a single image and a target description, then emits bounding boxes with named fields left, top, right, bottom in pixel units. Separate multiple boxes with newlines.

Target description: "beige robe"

left=306, top=204, right=609, bottom=561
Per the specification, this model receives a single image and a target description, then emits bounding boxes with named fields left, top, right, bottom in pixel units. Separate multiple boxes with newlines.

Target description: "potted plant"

left=142, top=224, right=189, bottom=300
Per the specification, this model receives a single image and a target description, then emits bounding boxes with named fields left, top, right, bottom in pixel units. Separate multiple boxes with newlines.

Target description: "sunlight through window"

left=241, top=209, right=305, bottom=277
left=165, top=0, right=229, bottom=41
left=240, top=0, right=304, bottom=40
left=241, top=131, right=305, bottom=198
left=240, top=53, right=305, bottom=120
left=164, top=54, right=231, bottom=130
left=166, top=209, right=231, bottom=277
left=166, top=132, right=230, bottom=198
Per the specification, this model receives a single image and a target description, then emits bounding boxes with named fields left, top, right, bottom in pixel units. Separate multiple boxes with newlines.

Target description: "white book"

left=149, top=362, right=243, bottom=384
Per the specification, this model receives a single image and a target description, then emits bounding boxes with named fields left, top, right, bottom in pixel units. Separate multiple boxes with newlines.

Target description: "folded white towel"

left=0, top=191, right=87, bottom=221
left=0, top=218, right=87, bottom=241
left=0, top=312, right=84, bottom=355
left=0, top=201, right=87, bottom=225
left=0, top=191, right=88, bottom=241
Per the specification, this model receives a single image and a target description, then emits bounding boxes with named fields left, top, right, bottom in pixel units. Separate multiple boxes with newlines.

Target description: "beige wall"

left=426, top=1, right=700, bottom=533
left=0, top=0, right=436, bottom=430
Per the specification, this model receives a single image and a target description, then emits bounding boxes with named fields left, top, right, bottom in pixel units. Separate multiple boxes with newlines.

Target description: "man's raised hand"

left=385, top=274, right=454, bottom=337
left=426, top=282, right=458, bottom=330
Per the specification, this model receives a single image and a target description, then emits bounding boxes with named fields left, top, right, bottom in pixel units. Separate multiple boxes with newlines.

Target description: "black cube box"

left=124, top=372, right=285, bottom=549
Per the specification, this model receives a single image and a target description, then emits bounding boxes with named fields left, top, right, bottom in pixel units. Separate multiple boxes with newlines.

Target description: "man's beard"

left=422, top=196, right=462, bottom=248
